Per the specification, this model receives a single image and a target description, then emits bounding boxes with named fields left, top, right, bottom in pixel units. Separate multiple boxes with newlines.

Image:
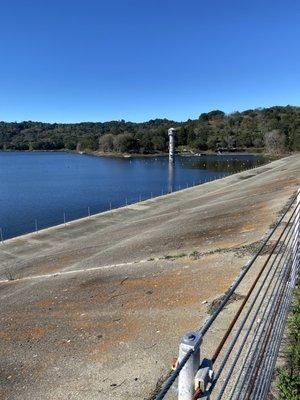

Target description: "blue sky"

left=0, top=0, right=299, bottom=123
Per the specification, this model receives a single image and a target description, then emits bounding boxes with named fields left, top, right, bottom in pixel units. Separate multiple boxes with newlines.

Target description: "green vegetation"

left=162, top=253, right=187, bottom=260
left=277, top=284, right=300, bottom=399
left=0, top=106, right=299, bottom=154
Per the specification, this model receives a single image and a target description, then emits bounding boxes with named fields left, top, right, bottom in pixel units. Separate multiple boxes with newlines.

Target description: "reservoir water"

left=0, top=151, right=266, bottom=240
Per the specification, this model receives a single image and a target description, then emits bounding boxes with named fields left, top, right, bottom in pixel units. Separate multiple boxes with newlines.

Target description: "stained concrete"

left=0, top=155, right=299, bottom=399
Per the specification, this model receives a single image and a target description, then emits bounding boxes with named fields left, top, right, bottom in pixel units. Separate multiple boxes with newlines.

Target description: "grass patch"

left=4, top=269, right=15, bottom=281
left=148, top=370, right=173, bottom=400
left=238, top=174, right=256, bottom=180
left=234, top=240, right=286, bottom=258
left=207, top=290, right=245, bottom=315
left=276, top=283, right=300, bottom=399
left=189, top=250, right=202, bottom=260
left=270, top=191, right=298, bottom=230
left=163, top=253, right=186, bottom=260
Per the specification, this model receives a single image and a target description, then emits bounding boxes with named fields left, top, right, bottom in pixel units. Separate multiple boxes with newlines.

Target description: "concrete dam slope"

left=0, top=154, right=299, bottom=400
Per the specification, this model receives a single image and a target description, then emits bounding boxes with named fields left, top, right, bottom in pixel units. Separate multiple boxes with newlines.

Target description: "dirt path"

left=0, top=155, right=299, bottom=400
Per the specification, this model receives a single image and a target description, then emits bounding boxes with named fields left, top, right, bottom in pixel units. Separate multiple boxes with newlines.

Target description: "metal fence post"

left=178, top=332, right=201, bottom=400
left=0, top=227, right=3, bottom=244
left=88, top=206, right=91, bottom=218
left=35, top=219, right=38, bottom=233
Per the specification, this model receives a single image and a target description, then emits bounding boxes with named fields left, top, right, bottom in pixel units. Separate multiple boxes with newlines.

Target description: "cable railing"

left=155, top=189, right=299, bottom=400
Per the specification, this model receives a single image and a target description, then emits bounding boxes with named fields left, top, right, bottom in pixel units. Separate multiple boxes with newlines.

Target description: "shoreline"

left=91, top=149, right=270, bottom=158
left=0, top=148, right=278, bottom=158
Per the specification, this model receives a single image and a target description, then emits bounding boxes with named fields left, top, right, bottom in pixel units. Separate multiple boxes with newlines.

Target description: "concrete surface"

left=0, top=155, right=299, bottom=400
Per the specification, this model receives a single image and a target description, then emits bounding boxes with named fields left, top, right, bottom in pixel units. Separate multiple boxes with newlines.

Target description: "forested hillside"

left=0, top=106, right=299, bottom=154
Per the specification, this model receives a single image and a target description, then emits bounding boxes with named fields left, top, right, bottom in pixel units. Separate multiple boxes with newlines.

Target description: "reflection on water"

left=176, top=154, right=265, bottom=173
left=168, top=161, right=175, bottom=193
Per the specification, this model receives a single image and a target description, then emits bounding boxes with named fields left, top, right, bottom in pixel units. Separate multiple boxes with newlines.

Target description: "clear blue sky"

left=0, top=0, right=299, bottom=123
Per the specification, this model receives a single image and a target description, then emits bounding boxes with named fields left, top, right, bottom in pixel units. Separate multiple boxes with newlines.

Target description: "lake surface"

left=0, top=152, right=266, bottom=239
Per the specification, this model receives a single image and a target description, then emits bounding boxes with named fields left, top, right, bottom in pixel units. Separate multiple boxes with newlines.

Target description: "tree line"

left=0, top=106, right=299, bottom=154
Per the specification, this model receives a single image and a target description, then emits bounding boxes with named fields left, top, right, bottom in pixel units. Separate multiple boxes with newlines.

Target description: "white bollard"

left=178, top=332, right=201, bottom=400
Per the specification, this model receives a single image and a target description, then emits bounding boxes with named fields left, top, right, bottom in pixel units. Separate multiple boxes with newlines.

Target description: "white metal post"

left=178, top=332, right=201, bottom=400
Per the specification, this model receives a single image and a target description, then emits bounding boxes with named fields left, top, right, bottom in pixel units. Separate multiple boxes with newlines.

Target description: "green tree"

left=99, top=134, right=114, bottom=152
left=264, top=129, right=286, bottom=154
left=113, top=133, right=139, bottom=153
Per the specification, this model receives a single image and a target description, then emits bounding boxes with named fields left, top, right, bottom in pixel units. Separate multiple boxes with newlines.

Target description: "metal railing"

left=155, top=188, right=299, bottom=400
